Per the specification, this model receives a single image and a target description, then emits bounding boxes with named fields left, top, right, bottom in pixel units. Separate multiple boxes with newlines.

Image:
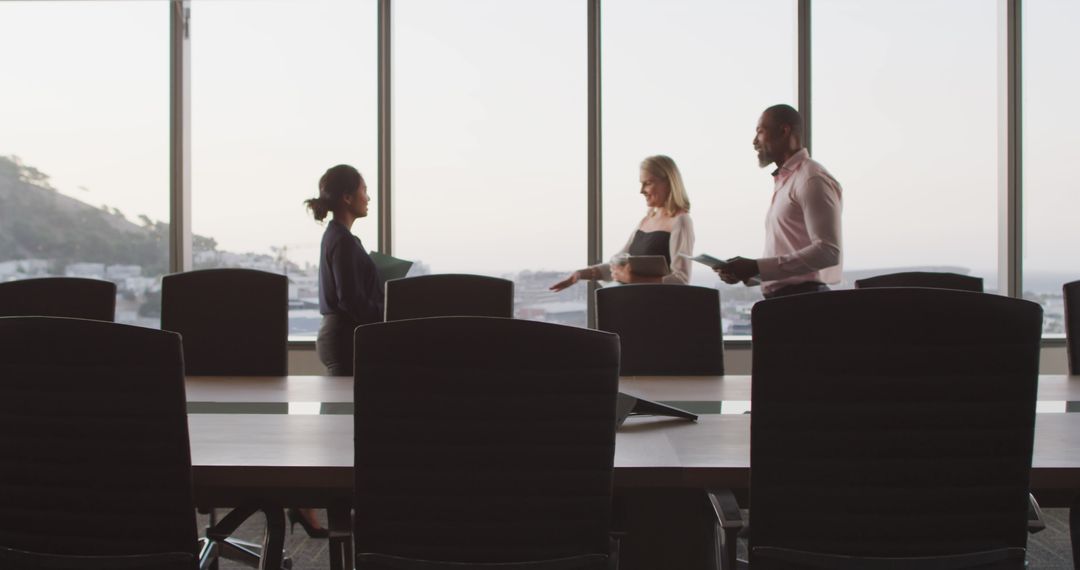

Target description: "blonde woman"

left=551, top=155, right=694, bottom=291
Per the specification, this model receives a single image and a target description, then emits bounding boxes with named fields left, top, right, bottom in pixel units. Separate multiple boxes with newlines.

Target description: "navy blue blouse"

left=318, top=220, right=384, bottom=324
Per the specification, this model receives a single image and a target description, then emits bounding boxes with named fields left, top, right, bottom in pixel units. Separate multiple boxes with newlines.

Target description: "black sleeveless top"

left=628, top=230, right=671, bottom=265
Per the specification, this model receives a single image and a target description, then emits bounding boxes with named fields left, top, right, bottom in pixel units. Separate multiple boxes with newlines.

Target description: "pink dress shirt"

left=756, top=148, right=843, bottom=296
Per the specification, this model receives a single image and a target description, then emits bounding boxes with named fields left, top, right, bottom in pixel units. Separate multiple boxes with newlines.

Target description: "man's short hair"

left=763, top=104, right=804, bottom=140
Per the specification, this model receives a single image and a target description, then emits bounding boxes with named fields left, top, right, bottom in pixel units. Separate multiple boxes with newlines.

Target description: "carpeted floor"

left=199, top=508, right=1076, bottom=569
left=1031, top=508, right=1075, bottom=568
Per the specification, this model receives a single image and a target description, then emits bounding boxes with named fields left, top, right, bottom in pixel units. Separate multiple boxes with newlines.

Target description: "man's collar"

left=771, top=148, right=810, bottom=178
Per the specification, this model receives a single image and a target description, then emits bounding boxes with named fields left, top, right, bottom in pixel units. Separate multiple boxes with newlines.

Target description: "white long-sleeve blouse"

left=591, top=212, right=695, bottom=284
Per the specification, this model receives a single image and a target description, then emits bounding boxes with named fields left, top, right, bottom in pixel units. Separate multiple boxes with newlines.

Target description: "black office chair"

left=854, top=271, right=984, bottom=292
left=161, top=268, right=287, bottom=376
left=1065, top=280, right=1080, bottom=376
left=0, top=277, right=116, bottom=321
left=855, top=270, right=1047, bottom=538
left=0, top=316, right=215, bottom=570
left=854, top=270, right=1045, bottom=540
left=1062, top=280, right=1080, bottom=568
left=350, top=317, right=621, bottom=569
left=713, top=289, right=1042, bottom=569
left=383, top=274, right=514, bottom=321
left=596, top=284, right=723, bottom=375
left=160, top=268, right=290, bottom=569
left=807, top=269, right=1041, bottom=546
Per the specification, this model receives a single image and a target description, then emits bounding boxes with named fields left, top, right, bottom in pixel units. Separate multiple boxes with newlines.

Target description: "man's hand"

left=718, top=256, right=759, bottom=285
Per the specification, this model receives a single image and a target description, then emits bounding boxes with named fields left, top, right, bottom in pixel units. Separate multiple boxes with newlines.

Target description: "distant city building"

left=0, top=258, right=50, bottom=279
left=105, top=264, right=142, bottom=279
left=64, top=262, right=105, bottom=279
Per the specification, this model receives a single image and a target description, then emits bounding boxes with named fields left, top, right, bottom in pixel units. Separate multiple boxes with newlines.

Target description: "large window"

left=190, top=0, right=378, bottom=338
left=0, top=1, right=169, bottom=327
left=1, top=0, right=1064, bottom=346
left=1022, top=0, right=1080, bottom=335
left=392, top=0, right=587, bottom=327
left=602, top=0, right=797, bottom=335
left=813, top=1, right=1001, bottom=292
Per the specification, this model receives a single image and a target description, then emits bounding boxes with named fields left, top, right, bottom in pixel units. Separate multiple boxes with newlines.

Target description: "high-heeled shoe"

left=286, top=508, right=330, bottom=539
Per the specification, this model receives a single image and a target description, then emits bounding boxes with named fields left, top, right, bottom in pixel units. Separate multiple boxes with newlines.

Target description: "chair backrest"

left=161, top=268, right=287, bottom=375
left=1066, top=280, right=1080, bottom=375
left=0, top=277, right=116, bottom=321
left=353, top=317, right=619, bottom=565
left=749, top=289, right=1042, bottom=562
left=383, top=274, right=513, bottom=322
left=0, top=317, right=197, bottom=558
left=854, top=271, right=984, bottom=292
left=595, top=284, right=723, bottom=375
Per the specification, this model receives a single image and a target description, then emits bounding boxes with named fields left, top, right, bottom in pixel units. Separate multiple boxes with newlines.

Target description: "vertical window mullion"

left=378, top=0, right=393, bottom=255
left=170, top=0, right=192, bottom=273
left=1001, top=0, right=1022, bottom=298
left=587, top=0, right=602, bottom=329
left=799, top=0, right=812, bottom=154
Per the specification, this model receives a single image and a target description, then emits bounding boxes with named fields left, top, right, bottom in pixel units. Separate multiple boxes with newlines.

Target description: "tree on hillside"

left=0, top=155, right=220, bottom=272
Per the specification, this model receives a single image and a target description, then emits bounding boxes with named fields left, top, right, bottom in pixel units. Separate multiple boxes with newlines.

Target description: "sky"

left=0, top=0, right=1076, bottom=292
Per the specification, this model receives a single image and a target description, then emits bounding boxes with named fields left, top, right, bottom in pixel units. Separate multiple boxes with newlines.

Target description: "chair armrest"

left=751, top=546, right=1025, bottom=570
left=356, top=553, right=609, bottom=569
left=608, top=532, right=623, bottom=570
left=707, top=489, right=743, bottom=570
left=0, top=546, right=197, bottom=570
left=1028, top=492, right=1046, bottom=534
left=707, top=488, right=743, bottom=530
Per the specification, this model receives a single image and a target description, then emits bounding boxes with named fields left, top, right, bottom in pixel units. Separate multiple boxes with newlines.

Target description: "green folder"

left=369, top=251, right=413, bottom=286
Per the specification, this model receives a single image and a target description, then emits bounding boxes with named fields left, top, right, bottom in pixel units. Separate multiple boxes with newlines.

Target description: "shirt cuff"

left=756, top=257, right=781, bottom=281
left=662, top=271, right=688, bottom=284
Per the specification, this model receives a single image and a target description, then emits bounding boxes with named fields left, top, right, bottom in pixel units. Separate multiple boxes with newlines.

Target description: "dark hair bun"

left=306, top=164, right=363, bottom=222
left=305, top=197, right=330, bottom=221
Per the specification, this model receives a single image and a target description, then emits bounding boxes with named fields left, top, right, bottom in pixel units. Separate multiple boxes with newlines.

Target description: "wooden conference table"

left=186, top=374, right=1080, bottom=568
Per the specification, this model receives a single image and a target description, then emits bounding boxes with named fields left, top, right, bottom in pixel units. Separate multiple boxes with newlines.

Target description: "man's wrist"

left=755, top=257, right=779, bottom=281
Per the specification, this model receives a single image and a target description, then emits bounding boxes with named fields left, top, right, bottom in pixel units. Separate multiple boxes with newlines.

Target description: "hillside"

left=0, top=155, right=215, bottom=275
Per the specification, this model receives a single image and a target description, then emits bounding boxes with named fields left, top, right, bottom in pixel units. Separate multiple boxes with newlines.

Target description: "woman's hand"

left=613, top=263, right=663, bottom=284
left=611, top=263, right=631, bottom=283
left=550, top=270, right=582, bottom=292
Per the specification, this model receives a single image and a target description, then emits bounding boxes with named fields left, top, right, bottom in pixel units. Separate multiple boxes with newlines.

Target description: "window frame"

left=165, top=0, right=1033, bottom=341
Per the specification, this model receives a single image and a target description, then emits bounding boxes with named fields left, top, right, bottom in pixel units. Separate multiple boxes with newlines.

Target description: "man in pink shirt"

left=719, top=104, right=843, bottom=298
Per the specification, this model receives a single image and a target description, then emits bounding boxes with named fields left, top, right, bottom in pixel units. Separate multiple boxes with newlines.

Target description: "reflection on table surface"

left=184, top=374, right=1080, bottom=415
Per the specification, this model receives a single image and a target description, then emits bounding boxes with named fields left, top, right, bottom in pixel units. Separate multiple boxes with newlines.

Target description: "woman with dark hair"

left=306, top=164, right=384, bottom=377
left=289, top=165, right=383, bottom=538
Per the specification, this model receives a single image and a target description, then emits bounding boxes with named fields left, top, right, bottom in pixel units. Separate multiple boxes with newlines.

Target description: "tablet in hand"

left=679, top=253, right=728, bottom=270
left=625, top=255, right=670, bottom=277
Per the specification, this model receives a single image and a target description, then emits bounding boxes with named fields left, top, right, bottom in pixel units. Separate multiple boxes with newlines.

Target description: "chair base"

left=204, top=506, right=291, bottom=570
